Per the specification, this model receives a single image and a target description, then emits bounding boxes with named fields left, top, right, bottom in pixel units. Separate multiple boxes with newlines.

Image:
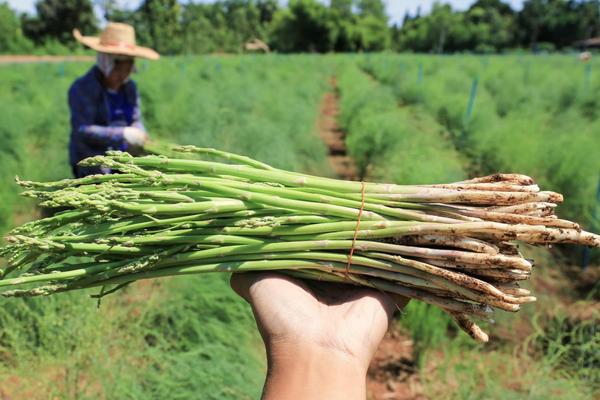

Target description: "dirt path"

left=0, top=55, right=94, bottom=64
left=317, top=76, right=425, bottom=400
left=367, top=325, right=426, bottom=400
left=317, top=77, right=358, bottom=181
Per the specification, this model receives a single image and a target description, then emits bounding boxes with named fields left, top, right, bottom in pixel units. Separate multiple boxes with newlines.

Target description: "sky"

left=7, top=0, right=526, bottom=26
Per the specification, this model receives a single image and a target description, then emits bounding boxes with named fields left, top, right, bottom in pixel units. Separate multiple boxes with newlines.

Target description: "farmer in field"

left=68, top=22, right=159, bottom=178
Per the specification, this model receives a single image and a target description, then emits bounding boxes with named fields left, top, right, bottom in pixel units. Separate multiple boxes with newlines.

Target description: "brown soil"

left=317, top=76, right=424, bottom=399
left=0, top=55, right=93, bottom=64
left=367, top=325, right=426, bottom=400
left=0, top=366, right=104, bottom=400
left=317, top=76, right=358, bottom=181
left=121, top=278, right=164, bottom=319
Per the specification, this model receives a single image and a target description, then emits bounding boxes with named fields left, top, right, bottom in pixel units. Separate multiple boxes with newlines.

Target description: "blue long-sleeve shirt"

left=68, top=66, right=146, bottom=177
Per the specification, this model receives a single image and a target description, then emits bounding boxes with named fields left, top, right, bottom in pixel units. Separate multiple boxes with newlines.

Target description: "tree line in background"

left=1, top=0, right=599, bottom=54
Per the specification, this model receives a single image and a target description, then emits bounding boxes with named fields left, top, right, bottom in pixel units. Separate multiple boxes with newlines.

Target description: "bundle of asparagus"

left=1, top=146, right=598, bottom=342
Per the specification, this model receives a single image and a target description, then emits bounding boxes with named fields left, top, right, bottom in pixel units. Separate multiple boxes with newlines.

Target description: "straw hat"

left=73, top=22, right=160, bottom=60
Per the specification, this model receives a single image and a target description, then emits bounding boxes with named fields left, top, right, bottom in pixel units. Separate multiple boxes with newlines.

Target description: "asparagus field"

left=1, top=54, right=598, bottom=399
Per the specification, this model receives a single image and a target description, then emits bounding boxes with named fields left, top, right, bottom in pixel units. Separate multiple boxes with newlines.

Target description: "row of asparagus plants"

left=360, top=54, right=600, bottom=239
left=335, top=61, right=465, bottom=185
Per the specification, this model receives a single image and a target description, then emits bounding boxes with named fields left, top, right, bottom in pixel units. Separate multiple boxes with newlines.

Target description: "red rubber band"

left=346, top=181, right=366, bottom=276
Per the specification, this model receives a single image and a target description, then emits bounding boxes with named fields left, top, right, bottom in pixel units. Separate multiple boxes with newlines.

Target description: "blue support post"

left=582, top=174, right=600, bottom=271
left=464, top=76, right=479, bottom=125
left=584, top=63, right=592, bottom=93
left=457, top=76, right=479, bottom=150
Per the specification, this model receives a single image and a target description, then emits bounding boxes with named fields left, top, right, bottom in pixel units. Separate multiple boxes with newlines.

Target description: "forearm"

left=79, top=125, right=125, bottom=147
left=131, top=120, right=146, bottom=132
left=132, top=92, right=146, bottom=133
left=262, top=342, right=367, bottom=400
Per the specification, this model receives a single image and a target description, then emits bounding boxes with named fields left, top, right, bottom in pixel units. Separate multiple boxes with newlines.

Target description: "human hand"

left=123, top=127, right=148, bottom=147
left=230, top=272, right=409, bottom=400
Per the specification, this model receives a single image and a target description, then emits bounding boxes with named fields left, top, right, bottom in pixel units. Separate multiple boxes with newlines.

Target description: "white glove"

left=123, top=127, right=148, bottom=147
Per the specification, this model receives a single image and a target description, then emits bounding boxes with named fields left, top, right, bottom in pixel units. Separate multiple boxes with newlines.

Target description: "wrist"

left=263, top=341, right=367, bottom=400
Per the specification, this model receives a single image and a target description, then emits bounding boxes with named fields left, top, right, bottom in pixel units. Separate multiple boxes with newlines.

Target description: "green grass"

left=421, top=344, right=595, bottom=399
left=0, top=62, right=74, bottom=234
left=0, top=275, right=265, bottom=399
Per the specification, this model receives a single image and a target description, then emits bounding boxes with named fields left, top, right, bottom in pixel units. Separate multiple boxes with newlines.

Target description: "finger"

left=389, top=294, right=410, bottom=312
left=230, top=272, right=311, bottom=303
left=374, top=291, right=410, bottom=316
left=229, top=272, right=264, bottom=302
left=351, top=290, right=410, bottom=322
left=360, top=289, right=399, bottom=320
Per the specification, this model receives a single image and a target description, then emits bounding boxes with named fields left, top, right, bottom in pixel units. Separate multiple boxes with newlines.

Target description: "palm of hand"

left=231, top=273, right=405, bottom=368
